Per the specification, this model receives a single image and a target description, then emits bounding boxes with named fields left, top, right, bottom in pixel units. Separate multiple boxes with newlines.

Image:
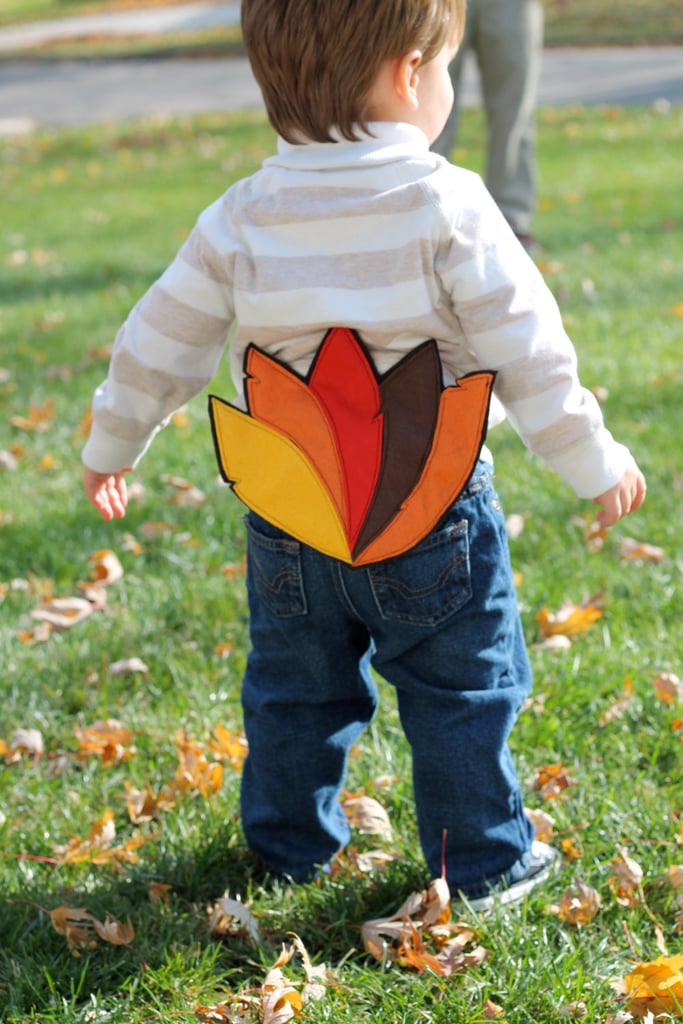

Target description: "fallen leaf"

left=550, top=878, right=601, bottom=926
left=31, top=595, right=97, bottom=630
left=55, top=811, right=116, bottom=863
left=208, top=725, right=248, bottom=769
left=108, top=657, right=149, bottom=677
left=10, top=398, right=54, bottom=432
left=89, top=548, right=124, bottom=586
left=623, top=953, right=683, bottom=1018
left=149, top=882, right=172, bottom=904
left=532, top=763, right=577, bottom=801
left=525, top=807, right=556, bottom=843
left=93, top=915, right=135, bottom=946
left=620, top=537, right=665, bottom=563
left=343, top=793, right=393, bottom=841
left=207, top=893, right=261, bottom=944
left=609, top=846, right=643, bottom=907
left=49, top=906, right=98, bottom=956
left=160, top=474, right=206, bottom=507
left=536, top=595, right=603, bottom=638
left=9, top=727, right=44, bottom=758
left=74, top=719, right=135, bottom=766
left=652, top=672, right=683, bottom=705
left=599, top=678, right=634, bottom=726
left=666, top=865, right=683, bottom=891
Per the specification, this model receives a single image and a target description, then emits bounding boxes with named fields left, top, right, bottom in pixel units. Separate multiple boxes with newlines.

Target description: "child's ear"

left=394, top=49, right=422, bottom=109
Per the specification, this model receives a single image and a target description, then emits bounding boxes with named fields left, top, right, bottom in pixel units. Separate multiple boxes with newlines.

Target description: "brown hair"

left=241, top=0, right=465, bottom=144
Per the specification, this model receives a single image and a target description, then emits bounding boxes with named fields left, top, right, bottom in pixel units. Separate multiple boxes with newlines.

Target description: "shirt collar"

left=267, top=122, right=430, bottom=170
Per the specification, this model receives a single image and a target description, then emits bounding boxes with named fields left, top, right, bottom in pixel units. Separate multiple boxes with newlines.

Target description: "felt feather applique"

left=209, top=327, right=495, bottom=566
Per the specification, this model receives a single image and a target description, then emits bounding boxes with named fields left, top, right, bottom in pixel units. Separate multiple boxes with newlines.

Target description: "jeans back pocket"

left=246, top=515, right=307, bottom=619
left=367, top=517, right=472, bottom=627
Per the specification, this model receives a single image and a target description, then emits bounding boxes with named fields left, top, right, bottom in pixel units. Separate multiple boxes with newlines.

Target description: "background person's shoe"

left=458, top=840, right=560, bottom=912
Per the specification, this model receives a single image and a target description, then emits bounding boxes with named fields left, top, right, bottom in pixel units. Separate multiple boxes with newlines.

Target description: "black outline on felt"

left=208, top=329, right=497, bottom=564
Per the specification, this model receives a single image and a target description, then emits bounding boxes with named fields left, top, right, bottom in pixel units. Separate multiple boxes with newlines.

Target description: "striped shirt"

left=83, top=121, right=631, bottom=499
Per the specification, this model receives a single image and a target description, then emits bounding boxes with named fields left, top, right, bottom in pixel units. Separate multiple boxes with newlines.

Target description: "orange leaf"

left=536, top=597, right=603, bottom=638
left=652, top=672, right=682, bottom=705
left=619, top=537, right=665, bottom=563
left=623, top=954, right=683, bottom=1017
left=552, top=878, right=601, bottom=926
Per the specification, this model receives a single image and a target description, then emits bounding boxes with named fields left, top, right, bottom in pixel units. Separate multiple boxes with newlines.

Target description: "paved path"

left=0, top=3, right=681, bottom=134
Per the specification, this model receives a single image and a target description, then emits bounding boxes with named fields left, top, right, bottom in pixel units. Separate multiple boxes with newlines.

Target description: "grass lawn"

left=1, top=0, right=683, bottom=48
left=1, top=103, right=682, bottom=1022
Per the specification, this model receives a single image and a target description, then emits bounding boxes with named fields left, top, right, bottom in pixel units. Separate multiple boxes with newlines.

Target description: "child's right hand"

left=83, top=467, right=129, bottom=521
left=592, top=463, right=646, bottom=528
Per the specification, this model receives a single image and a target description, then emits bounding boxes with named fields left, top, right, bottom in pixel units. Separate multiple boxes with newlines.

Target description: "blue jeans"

left=240, top=461, right=535, bottom=899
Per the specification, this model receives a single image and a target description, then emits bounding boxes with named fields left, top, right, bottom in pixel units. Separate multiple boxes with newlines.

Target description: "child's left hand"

left=83, top=467, right=129, bottom=521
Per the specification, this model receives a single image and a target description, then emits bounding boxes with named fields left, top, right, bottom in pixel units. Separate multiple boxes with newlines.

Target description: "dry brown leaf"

left=669, top=865, right=683, bottom=889
left=525, top=807, right=556, bottom=843
left=550, top=878, right=601, bottom=926
left=609, top=846, right=643, bottom=907
left=534, top=633, right=573, bottom=652
left=261, top=948, right=304, bottom=1024
left=149, top=882, right=172, bottom=904
left=160, top=474, right=206, bottom=507
left=49, top=906, right=98, bottom=956
left=31, top=596, right=97, bottom=630
left=55, top=809, right=117, bottom=864
left=619, top=537, right=665, bottom=563
left=74, top=718, right=135, bottom=766
left=89, top=548, right=124, bottom=586
left=652, top=672, right=683, bottom=705
left=125, top=781, right=162, bottom=824
left=532, top=763, right=577, bottom=801
left=108, top=657, right=149, bottom=677
left=559, top=1002, right=588, bottom=1019
left=10, top=398, right=54, bottom=432
left=93, top=915, right=135, bottom=946
left=361, top=877, right=484, bottom=976
left=484, top=999, right=505, bottom=1019
left=599, top=678, right=635, bottom=727
left=207, top=893, right=261, bottom=944
left=343, top=793, right=393, bottom=841
left=8, top=727, right=44, bottom=759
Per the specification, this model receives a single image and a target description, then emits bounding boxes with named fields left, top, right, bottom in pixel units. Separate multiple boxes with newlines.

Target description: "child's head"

left=241, top=0, right=465, bottom=144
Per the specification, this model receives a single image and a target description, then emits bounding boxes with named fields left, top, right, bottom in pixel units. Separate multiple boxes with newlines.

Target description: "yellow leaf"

left=536, top=599, right=603, bottom=638
left=208, top=725, right=248, bottom=769
left=55, top=809, right=116, bottom=864
left=623, top=954, right=683, bottom=1017
left=75, top=719, right=135, bottom=766
left=671, top=303, right=683, bottom=318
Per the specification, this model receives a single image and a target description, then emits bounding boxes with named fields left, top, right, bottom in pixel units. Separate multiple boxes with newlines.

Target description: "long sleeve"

left=82, top=198, right=236, bottom=473
left=438, top=174, right=631, bottom=498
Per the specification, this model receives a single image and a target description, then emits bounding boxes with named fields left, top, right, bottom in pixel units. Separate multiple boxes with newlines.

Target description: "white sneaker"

left=458, top=840, right=560, bottom=912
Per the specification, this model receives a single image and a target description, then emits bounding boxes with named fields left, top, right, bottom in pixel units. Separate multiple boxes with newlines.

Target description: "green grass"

left=1, top=104, right=682, bottom=1023
left=2, top=0, right=683, bottom=48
